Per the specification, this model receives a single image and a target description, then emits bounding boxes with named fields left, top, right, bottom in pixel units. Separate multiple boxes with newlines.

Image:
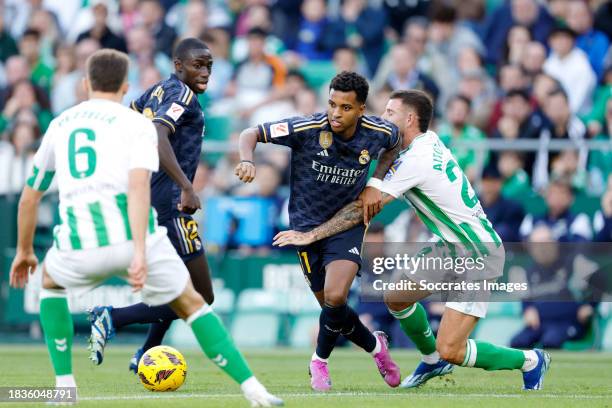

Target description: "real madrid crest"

left=319, top=131, right=333, bottom=149
left=359, top=149, right=370, bottom=165
left=143, top=107, right=154, bottom=119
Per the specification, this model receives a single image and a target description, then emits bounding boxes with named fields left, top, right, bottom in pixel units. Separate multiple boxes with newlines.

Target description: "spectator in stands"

left=498, top=150, right=533, bottom=200
left=126, top=25, right=172, bottom=89
left=119, top=0, right=140, bottom=34
left=493, top=88, right=549, bottom=177
left=594, top=0, right=612, bottom=40
left=488, top=65, right=531, bottom=133
left=51, top=38, right=100, bottom=115
left=0, top=6, right=18, bottom=64
left=18, top=29, right=53, bottom=92
left=138, top=0, right=177, bottom=58
left=175, top=0, right=208, bottom=39
left=584, top=67, right=612, bottom=138
left=232, top=4, right=285, bottom=63
left=0, top=120, right=40, bottom=194
left=534, top=88, right=587, bottom=190
left=520, top=176, right=593, bottom=241
left=544, top=26, right=596, bottom=114
left=225, top=28, right=286, bottom=121
left=480, top=163, right=525, bottom=242
left=1, top=79, right=52, bottom=134
left=201, top=28, right=233, bottom=102
left=481, top=0, right=554, bottom=65
left=501, top=24, right=532, bottom=67
left=456, top=68, right=497, bottom=130
left=29, top=9, right=61, bottom=67
left=437, top=94, right=487, bottom=181
left=594, top=175, right=612, bottom=242
left=76, top=0, right=127, bottom=52
left=520, top=41, right=547, bottom=84
left=588, top=98, right=612, bottom=194
left=567, top=0, right=609, bottom=80
left=293, top=0, right=332, bottom=61
left=511, top=225, right=595, bottom=349
left=331, top=46, right=361, bottom=74
left=325, top=0, right=387, bottom=76
left=427, top=4, right=484, bottom=101
left=378, top=44, right=439, bottom=103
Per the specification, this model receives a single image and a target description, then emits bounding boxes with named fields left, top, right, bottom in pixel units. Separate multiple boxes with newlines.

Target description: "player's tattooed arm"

left=273, top=193, right=395, bottom=247
left=235, top=127, right=259, bottom=183
left=360, top=142, right=401, bottom=224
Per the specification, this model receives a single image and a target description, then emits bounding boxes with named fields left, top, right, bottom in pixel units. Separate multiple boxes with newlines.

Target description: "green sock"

left=389, top=303, right=437, bottom=355
left=40, top=290, right=73, bottom=376
left=462, top=339, right=525, bottom=370
left=188, top=307, right=253, bottom=384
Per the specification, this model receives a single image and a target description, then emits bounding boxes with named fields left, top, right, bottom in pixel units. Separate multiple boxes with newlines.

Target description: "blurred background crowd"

left=0, top=0, right=612, bottom=349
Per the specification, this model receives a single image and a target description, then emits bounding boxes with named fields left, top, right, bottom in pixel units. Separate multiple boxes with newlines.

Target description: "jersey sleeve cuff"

left=379, top=184, right=400, bottom=198
left=152, top=116, right=176, bottom=133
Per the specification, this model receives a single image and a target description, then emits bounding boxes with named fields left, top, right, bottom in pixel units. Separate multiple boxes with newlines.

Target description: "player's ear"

left=174, top=58, right=183, bottom=73
left=82, top=78, right=91, bottom=95
left=120, top=81, right=129, bottom=96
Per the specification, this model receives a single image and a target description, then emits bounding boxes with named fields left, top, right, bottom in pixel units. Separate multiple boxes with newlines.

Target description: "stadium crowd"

left=0, top=0, right=610, bottom=346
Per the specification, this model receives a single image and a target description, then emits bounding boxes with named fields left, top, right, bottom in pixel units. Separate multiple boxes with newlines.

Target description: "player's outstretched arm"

left=360, top=141, right=401, bottom=225
left=9, top=186, right=44, bottom=288
left=234, top=127, right=259, bottom=183
left=273, top=193, right=395, bottom=247
left=127, top=168, right=152, bottom=292
left=156, top=123, right=201, bottom=214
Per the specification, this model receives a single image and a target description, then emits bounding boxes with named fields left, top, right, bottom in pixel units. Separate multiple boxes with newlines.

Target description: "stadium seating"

left=474, top=316, right=525, bottom=346
left=231, top=289, right=287, bottom=347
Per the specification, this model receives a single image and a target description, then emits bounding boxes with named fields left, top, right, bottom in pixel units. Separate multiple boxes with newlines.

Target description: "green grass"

left=0, top=345, right=611, bottom=407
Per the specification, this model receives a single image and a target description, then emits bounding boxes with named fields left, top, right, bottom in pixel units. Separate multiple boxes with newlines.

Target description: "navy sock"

left=110, top=303, right=178, bottom=330
left=316, top=303, right=349, bottom=359
left=342, top=306, right=376, bottom=353
left=142, top=320, right=173, bottom=351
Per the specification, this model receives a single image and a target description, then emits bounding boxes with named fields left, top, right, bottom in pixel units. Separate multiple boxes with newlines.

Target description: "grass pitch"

left=1, top=345, right=611, bottom=407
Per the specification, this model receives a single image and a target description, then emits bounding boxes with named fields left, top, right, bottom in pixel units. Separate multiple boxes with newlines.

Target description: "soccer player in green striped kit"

left=273, top=89, right=551, bottom=390
left=9, top=49, right=282, bottom=407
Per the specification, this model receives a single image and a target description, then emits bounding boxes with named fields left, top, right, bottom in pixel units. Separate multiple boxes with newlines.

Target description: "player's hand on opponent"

left=128, top=251, right=147, bottom=292
left=359, top=186, right=383, bottom=225
left=9, top=250, right=38, bottom=288
left=178, top=186, right=201, bottom=214
left=234, top=160, right=256, bottom=183
left=272, top=230, right=315, bottom=247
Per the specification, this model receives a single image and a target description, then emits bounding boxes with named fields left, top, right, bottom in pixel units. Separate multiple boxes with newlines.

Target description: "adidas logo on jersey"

left=349, top=247, right=360, bottom=255
left=317, top=149, right=329, bottom=157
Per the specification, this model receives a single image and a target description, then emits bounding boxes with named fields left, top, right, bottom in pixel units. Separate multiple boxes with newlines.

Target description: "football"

left=137, top=345, right=188, bottom=392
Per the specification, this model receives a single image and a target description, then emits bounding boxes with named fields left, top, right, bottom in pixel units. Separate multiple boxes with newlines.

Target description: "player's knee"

left=172, top=284, right=205, bottom=319
left=436, top=339, right=464, bottom=365
left=323, top=289, right=348, bottom=307
left=383, top=293, right=413, bottom=312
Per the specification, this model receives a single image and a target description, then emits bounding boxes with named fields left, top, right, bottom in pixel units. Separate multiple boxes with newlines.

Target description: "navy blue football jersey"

left=258, top=112, right=400, bottom=231
left=131, top=74, right=204, bottom=222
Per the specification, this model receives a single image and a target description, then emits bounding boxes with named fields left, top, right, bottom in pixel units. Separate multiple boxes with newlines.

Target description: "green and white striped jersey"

left=27, top=99, right=160, bottom=251
left=380, top=131, right=502, bottom=252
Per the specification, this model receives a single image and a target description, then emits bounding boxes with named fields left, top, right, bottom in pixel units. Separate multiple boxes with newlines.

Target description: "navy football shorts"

left=296, top=224, right=366, bottom=293
left=160, top=215, right=204, bottom=262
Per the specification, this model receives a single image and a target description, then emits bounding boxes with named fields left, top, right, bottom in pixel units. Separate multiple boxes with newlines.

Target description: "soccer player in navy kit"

left=89, top=38, right=218, bottom=373
left=236, top=71, right=402, bottom=391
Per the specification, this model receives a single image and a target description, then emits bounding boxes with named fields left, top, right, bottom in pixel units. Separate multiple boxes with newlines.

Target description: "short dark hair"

left=431, top=4, right=457, bottom=24
left=86, top=49, right=129, bottom=92
left=247, top=27, right=269, bottom=39
left=173, top=37, right=209, bottom=61
left=389, top=89, right=433, bottom=132
left=505, top=88, right=531, bottom=102
left=329, top=71, right=369, bottom=104
left=547, top=86, right=569, bottom=101
left=447, top=94, right=472, bottom=109
left=21, top=28, right=40, bottom=40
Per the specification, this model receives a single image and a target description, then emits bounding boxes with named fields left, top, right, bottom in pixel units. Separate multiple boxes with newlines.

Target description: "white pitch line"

left=78, top=392, right=612, bottom=401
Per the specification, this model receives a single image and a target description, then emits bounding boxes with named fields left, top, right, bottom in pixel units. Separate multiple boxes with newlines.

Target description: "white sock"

left=56, top=374, right=76, bottom=388
left=240, top=376, right=264, bottom=394
left=370, top=335, right=382, bottom=355
left=521, top=350, right=539, bottom=372
left=422, top=351, right=441, bottom=365
left=311, top=352, right=328, bottom=363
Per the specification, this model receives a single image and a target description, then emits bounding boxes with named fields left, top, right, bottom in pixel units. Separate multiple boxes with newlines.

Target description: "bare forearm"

left=157, top=127, right=191, bottom=190
left=16, top=190, right=40, bottom=253
left=372, top=143, right=400, bottom=180
left=128, top=170, right=151, bottom=254
left=310, top=201, right=364, bottom=241
left=239, top=127, right=260, bottom=162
